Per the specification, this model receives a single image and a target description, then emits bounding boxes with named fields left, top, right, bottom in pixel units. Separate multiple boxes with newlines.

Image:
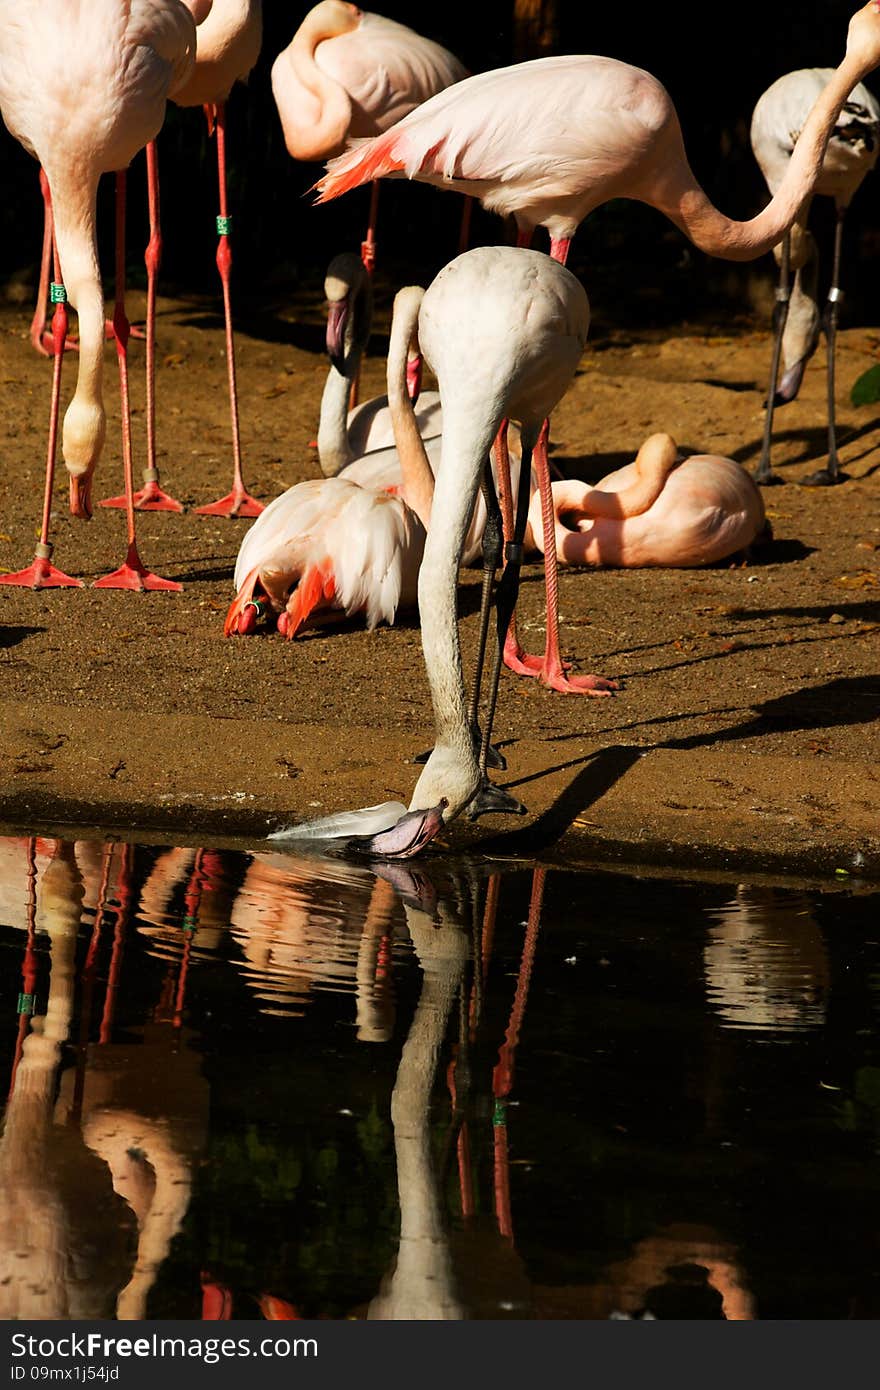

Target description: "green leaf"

left=850, top=363, right=880, bottom=407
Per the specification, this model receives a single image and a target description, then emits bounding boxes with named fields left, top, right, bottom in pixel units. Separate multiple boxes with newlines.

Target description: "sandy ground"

left=0, top=285, right=878, bottom=880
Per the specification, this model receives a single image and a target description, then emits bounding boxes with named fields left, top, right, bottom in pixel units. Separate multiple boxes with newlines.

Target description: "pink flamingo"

left=272, top=2, right=467, bottom=277
left=316, top=1, right=880, bottom=691
left=224, top=284, right=435, bottom=638
left=0, top=0, right=196, bottom=591
left=98, top=0, right=264, bottom=517
left=530, top=434, right=767, bottom=569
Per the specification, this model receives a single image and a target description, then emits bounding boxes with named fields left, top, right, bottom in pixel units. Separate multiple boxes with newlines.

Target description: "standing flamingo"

left=273, top=246, right=604, bottom=859
left=750, top=69, right=880, bottom=486
left=224, top=285, right=435, bottom=638
left=316, top=2, right=880, bottom=689
left=531, top=434, right=767, bottom=568
left=272, top=2, right=467, bottom=278
left=0, top=0, right=196, bottom=591
left=99, top=0, right=265, bottom=517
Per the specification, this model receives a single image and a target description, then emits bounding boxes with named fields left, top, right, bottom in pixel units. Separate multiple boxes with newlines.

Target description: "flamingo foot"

left=201, top=1272, right=233, bottom=1321
left=101, top=472, right=185, bottom=512
left=800, top=466, right=849, bottom=488
left=93, top=544, right=182, bottom=592
left=541, top=665, right=618, bottom=696
left=466, top=777, right=527, bottom=821
left=195, top=484, right=263, bottom=518
left=0, top=547, right=83, bottom=590
left=754, top=470, right=786, bottom=486
left=35, top=329, right=80, bottom=357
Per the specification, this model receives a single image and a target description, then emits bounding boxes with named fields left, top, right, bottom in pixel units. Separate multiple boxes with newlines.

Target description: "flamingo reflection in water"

left=0, top=839, right=210, bottom=1320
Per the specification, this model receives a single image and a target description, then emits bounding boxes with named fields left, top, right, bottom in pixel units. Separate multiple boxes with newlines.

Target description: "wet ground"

left=2, top=832, right=880, bottom=1320
left=0, top=286, right=878, bottom=875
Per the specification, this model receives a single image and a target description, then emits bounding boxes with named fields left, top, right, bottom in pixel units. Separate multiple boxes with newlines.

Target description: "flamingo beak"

left=405, top=352, right=423, bottom=403
left=775, top=358, right=807, bottom=405
left=326, top=297, right=349, bottom=373
left=69, top=473, right=92, bottom=520
left=349, top=799, right=448, bottom=858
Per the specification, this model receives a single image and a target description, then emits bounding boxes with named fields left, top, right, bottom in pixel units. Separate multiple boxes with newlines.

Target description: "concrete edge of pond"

left=1, top=698, right=877, bottom=887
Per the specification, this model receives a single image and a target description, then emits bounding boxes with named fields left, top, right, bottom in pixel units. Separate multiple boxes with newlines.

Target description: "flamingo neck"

left=44, top=168, right=106, bottom=496
left=283, top=8, right=355, bottom=160
left=370, top=915, right=465, bottom=1320
left=657, top=54, right=873, bottom=261
left=317, top=270, right=371, bottom=476
left=387, top=287, right=434, bottom=529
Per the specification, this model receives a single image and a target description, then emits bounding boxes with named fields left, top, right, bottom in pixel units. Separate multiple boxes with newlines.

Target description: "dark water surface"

left=1, top=833, right=879, bottom=1321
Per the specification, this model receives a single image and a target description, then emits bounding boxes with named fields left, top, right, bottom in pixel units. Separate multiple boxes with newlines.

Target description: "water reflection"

left=0, top=834, right=877, bottom=1319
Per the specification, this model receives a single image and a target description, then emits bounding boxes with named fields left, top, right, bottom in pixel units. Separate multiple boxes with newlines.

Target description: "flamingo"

left=316, top=2, right=880, bottom=688
left=100, top=0, right=265, bottom=517
left=531, top=434, right=767, bottom=569
left=271, top=246, right=605, bottom=859
left=0, top=0, right=196, bottom=591
left=318, top=251, right=442, bottom=479
left=224, top=284, right=435, bottom=639
left=750, top=69, right=880, bottom=486
left=272, top=2, right=468, bottom=278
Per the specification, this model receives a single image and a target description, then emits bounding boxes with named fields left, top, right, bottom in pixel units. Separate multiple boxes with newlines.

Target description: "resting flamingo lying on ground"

left=750, top=67, right=880, bottom=486
left=272, top=1, right=467, bottom=275
left=531, top=434, right=767, bottom=569
left=225, top=284, right=435, bottom=638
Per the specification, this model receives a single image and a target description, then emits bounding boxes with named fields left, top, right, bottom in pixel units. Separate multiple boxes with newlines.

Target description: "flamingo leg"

left=195, top=103, right=263, bottom=518
left=0, top=239, right=82, bottom=589
left=754, top=233, right=791, bottom=486
left=93, top=172, right=182, bottom=591
left=102, top=141, right=183, bottom=512
left=529, top=422, right=618, bottom=695
left=347, top=181, right=381, bottom=413
left=30, top=169, right=54, bottom=357
left=803, top=207, right=849, bottom=487
left=507, top=230, right=616, bottom=694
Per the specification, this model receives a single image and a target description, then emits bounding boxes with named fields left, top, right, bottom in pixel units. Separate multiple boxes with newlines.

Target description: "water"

left=0, top=832, right=878, bottom=1321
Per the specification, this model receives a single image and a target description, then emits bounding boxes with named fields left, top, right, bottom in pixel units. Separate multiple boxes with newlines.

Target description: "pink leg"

left=195, top=103, right=263, bottom=518
left=1, top=240, right=82, bottom=589
left=102, top=142, right=183, bottom=513
left=29, top=170, right=53, bottom=357
left=348, top=181, right=381, bottom=412
left=93, top=172, right=182, bottom=591
left=529, top=422, right=617, bottom=695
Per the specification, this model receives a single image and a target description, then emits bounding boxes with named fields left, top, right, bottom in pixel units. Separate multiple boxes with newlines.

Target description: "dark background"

left=1, top=1, right=878, bottom=334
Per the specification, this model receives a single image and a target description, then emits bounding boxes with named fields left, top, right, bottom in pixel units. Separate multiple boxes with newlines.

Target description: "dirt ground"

left=0, top=282, right=878, bottom=880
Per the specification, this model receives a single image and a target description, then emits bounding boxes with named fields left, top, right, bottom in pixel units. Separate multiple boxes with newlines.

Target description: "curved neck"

left=369, top=916, right=465, bottom=1320
left=317, top=368, right=355, bottom=476
left=285, top=11, right=354, bottom=160
left=582, top=435, right=678, bottom=519
left=48, top=167, right=106, bottom=483
left=387, top=289, right=434, bottom=529
left=656, top=53, right=872, bottom=261
left=317, top=272, right=371, bottom=477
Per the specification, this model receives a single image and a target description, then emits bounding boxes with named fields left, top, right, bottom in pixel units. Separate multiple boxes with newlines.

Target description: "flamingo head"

left=314, top=2, right=363, bottom=38
left=847, top=2, right=880, bottom=74
left=69, top=471, right=93, bottom=520
left=325, top=294, right=349, bottom=372
left=324, top=252, right=371, bottom=373
left=348, top=800, right=448, bottom=858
